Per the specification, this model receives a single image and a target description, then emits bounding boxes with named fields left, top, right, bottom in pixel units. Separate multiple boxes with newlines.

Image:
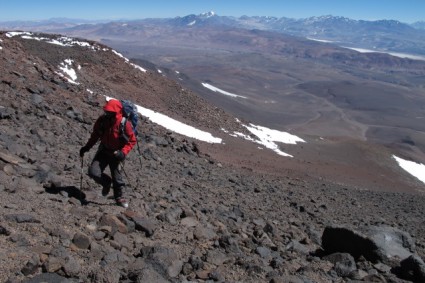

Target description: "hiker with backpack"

left=79, top=99, right=137, bottom=208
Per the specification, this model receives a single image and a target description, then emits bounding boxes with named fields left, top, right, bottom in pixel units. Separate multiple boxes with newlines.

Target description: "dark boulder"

left=323, top=252, right=356, bottom=277
left=399, top=254, right=425, bottom=282
left=322, top=225, right=414, bottom=263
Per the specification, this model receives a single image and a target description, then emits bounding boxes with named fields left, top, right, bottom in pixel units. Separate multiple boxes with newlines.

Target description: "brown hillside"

left=0, top=31, right=424, bottom=283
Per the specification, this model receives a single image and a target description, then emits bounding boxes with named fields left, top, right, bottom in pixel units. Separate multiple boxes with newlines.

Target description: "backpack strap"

left=119, top=117, right=131, bottom=143
left=119, top=117, right=127, bottom=133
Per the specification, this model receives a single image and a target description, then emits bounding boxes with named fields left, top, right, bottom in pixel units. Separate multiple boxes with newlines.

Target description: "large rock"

left=21, top=255, right=40, bottom=276
left=22, top=273, right=77, bottom=282
left=193, top=225, right=217, bottom=241
left=0, top=150, right=25, bottom=165
left=63, top=255, right=81, bottom=277
left=206, top=249, right=228, bottom=265
left=99, top=214, right=128, bottom=234
left=322, top=225, right=415, bottom=263
left=367, top=226, right=415, bottom=260
left=43, top=256, right=63, bottom=273
left=5, top=213, right=40, bottom=223
left=323, top=252, right=356, bottom=277
left=72, top=232, right=91, bottom=249
left=138, top=246, right=183, bottom=278
left=0, top=224, right=11, bottom=236
left=123, top=210, right=156, bottom=237
left=134, top=266, right=171, bottom=283
left=399, top=254, right=425, bottom=282
left=322, top=226, right=377, bottom=261
left=87, top=265, right=121, bottom=283
left=0, top=106, right=14, bottom=119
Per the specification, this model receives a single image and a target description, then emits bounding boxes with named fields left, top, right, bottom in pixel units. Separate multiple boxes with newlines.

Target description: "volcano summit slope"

left=0, top=32, right=425, bottom=282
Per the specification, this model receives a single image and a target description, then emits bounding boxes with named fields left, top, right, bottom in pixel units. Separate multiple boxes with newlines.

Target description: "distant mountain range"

left=167, top=13, right=425, bottom=56
left=411, top=21, right=425, bottom=29
left=1, top=13, right=424, bottom=56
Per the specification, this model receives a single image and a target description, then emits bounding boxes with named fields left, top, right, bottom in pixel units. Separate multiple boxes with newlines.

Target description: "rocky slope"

left=1, top=31, right=425, bottom=283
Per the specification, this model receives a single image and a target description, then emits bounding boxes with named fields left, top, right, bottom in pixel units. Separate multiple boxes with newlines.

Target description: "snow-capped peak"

left=200, top=11, right=215, bottom=18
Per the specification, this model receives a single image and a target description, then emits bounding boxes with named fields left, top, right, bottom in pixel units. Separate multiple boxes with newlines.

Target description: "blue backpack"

left=119, top=99, right=139, bottom=141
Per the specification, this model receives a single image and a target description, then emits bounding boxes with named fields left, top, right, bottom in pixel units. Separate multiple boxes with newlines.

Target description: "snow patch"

left=137, top=105, right=221, bottom=143
left=57, top=59, right=79, bottom=84
left=243, top=124, right=305, bottom=157
left=111, top=49, right=146, bottom=72
left=6, top=31, right=32, bottom=37
left=6, top=32, right=101, bottom=50
left=130, top=63, right=147, bottom=73
left=223, top=123, right=305, bottom=158
left=112, top=50, right=128, bottom=62
left=306, top=37, right=336, bottom=43
left=343, top=47, right=425, bottom=61
left=303, top=35, right=425, bottom=61
left=202, top=83, right=247, bottom=99
left=393, top=155, right=425, bottom=185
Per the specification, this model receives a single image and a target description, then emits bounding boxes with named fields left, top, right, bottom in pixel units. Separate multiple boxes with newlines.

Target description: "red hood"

left=103, top=99, right=122, bottom=113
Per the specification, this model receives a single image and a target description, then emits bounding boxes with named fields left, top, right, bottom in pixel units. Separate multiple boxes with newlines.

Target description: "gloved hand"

left=79, top=146, right=90, bottom=157
left=114, top=150, right=125, bottom=161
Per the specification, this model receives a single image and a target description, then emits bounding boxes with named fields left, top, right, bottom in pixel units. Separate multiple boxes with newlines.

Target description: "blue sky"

left=0, top=0, right=423, bottom=23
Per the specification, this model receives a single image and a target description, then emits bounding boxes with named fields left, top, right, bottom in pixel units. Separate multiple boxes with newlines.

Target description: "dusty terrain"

left=100, top=27, right=425, bottom=168
left=1, top=31, right=425, bottom=283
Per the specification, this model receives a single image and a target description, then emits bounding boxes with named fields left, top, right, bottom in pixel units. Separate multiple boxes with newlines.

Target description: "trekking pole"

left=135, top=138, right=145, bottom=188
left=120, top=162, right=133, bottom=188
left=136, top=139, right=143, bottom=169
left=80, top=156, right=84, bottom=201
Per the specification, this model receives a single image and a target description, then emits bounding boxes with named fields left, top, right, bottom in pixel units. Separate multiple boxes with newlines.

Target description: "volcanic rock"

left=0, top=31, right=424, bottom=283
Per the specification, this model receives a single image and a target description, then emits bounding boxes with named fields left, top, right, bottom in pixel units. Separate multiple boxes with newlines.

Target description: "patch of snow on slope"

left=393, top=155, right=425, bottom=185
left=223, top=123, right=305, bottom=157
left=202, top=83, right=247, bottom=99
left=6, top=31, right=31, bottom=38
left=57, top=59, right=79, bottom=84
left=344, top=47, right=425, bottom=61
left=111, top=50, right=147, bottom=72
left=306, top=37, right=336, bottom=43
left=244, top=124, right=305, bottom=157
left=6, top=32, right=102, bottom=50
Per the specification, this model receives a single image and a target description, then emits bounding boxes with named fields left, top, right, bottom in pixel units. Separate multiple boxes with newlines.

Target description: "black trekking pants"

left=88, top=147, right=125, bottom=199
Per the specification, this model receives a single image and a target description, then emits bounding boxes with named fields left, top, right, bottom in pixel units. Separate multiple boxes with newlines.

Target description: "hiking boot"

left=116, top=197, right=129, bottom=208
left=101, top=185, right=111, bottom=197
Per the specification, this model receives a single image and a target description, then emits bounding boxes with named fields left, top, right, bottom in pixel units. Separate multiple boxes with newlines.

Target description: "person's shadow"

left=44, top=185, right=89, bottom=205
left=45, top=185, right=114, bottom=206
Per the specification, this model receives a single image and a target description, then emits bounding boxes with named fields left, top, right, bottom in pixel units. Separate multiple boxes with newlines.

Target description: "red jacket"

left=84, top=99, right=136, bottom=156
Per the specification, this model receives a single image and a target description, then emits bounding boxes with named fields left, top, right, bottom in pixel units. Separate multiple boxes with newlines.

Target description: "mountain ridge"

left=2, top=13, right=425, bottom=56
